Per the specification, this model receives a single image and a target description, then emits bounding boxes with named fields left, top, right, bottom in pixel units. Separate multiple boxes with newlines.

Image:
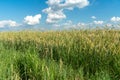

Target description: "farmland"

left=0, top=30, right=120, bottom=80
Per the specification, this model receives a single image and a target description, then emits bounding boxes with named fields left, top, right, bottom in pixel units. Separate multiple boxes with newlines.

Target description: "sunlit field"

left=0, top=30, right=120, bottom=80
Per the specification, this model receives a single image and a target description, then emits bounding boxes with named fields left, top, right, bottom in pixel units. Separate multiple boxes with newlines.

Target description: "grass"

left=0, top=30, right=120, bottom=80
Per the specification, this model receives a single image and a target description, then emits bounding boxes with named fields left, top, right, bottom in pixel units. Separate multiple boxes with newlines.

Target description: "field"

left=0, top=30, right=120, bottom=80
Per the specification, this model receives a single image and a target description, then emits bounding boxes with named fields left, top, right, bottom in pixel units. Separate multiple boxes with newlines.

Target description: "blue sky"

left=0, top=0, right=45, bottom=22
left=0, top=0, right=120, bottom=31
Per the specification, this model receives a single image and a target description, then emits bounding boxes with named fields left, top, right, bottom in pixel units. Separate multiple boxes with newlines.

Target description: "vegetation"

left=0, top=30, right=120, bottom=80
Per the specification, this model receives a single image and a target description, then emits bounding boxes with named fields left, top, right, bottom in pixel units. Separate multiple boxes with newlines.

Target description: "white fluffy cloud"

left=24, top=14, right=41, bottom=25
left=43, top=0, right=89, bottom=24
left=91, top=16, right=96, bottom=19
left=0, top=20, right=19, bottom=28
left=94, top=21, right=104, bottom=25
left=46, top=10, right=66, bottom=24
left=61, top=20, right=88, bottom=29
left=111, top=17, right=120, bottom=22
left=64, top=0, right=89, bottom=9
left=0, top=14, right=42, bottom=29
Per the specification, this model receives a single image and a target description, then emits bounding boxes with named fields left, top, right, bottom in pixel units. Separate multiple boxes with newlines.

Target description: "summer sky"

left=0, top=0, right=120, bottom=31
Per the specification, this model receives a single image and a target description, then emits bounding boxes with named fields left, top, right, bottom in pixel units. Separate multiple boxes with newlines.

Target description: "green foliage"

left=0, top=30, right=120, bottom=80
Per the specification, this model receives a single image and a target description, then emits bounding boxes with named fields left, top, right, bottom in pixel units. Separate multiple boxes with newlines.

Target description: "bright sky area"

left=0, top=0, right=120, bottom=31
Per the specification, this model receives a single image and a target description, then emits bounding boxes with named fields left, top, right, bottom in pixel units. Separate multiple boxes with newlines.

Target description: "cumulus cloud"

left=43, top=0, right=89, bottom=24
left=46, top=10, right=66, bottom=24
left=0, top=20, right=19, bottom=28
left=91, top=16, right=96, bottom=19
left=111, top=17, right=120, bottom=22
left=94, top=20, right=104, bottom=25
left=77, top=22, right=86, bottom=26
left=24, top=14, right=41, bottom=25
left=63, top=20, right=73, bottom=26
left=61, top=20, right=88, bottom=29
left=0, top=14, right=42, bottom=29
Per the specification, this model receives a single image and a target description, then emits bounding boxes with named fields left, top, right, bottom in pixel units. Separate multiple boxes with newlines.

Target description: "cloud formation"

left=111, top=17, right=120, bottom=22
left=43, top=0, right=89, bottom=24
left=24, top=14, right=41, bottom=25
left=91, top=16, right=96, bottom=19
left=54, top=20, right=88, bottom=30
left=0, top=20, right=19, bottom=28
left=94, top=20, right=104, bottom=25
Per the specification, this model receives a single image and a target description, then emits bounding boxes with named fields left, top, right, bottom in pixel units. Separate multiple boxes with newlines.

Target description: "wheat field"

left=0, top=30, right=120, bottom=80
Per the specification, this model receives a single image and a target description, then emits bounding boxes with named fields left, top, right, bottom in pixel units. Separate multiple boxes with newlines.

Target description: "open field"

left=0, top=30, right=120, bottom=80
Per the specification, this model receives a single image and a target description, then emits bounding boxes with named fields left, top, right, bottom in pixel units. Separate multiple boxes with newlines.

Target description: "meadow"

left=0, top=30, right=120, bottom=80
